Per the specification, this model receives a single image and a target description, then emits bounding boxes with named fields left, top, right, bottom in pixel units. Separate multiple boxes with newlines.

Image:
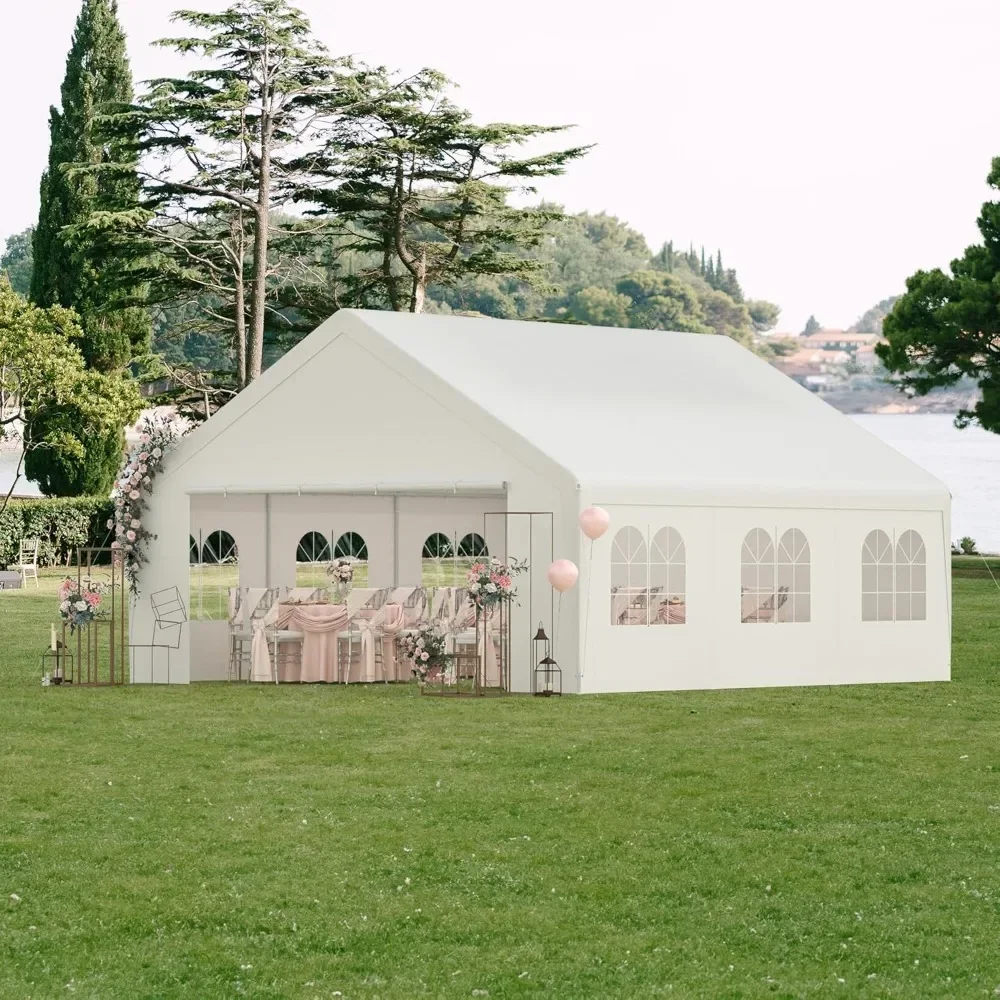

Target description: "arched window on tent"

left=610, top=526, right=648, bottom=626
left=192, top=529, right=238, bottom=621
left=862, top=529, right=894, bottom=622
left=649, top=527, right=686, bottom=625
left=422, top=532, right=456, bottom=586
left=776, top=529, right=811, bottom=623
left=894, top=530, right=926, bottom=622
left=741, top=528, right=775, bottom=623
left=189, top=535, right=199, bottom=565
left=296, top=531, right=331, bottom=588
left=333, top=531, right=369, bottom=588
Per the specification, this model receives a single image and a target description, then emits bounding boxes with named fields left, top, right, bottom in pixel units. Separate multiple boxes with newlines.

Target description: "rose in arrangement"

left=57, top=578, right=103, bottom=633
left=467, top=556, right=529, bottom=610
left=399, top=623, right=448, bottom=683
left=326, top=557, right=354, bottom=584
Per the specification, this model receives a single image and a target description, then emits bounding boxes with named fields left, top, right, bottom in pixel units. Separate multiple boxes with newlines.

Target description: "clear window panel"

left=877, top=565, right=894, bottom=592
left=877, top=593, right=894, bottom=622
left=912, top=564, right=927, bottom=592
left=911, top=594, right=926, bottom=621
left=862, top=592, right=878, bottom=621
left=862, top=564, right=877, bottom=592
left=895, top=593, right=911, bottom=622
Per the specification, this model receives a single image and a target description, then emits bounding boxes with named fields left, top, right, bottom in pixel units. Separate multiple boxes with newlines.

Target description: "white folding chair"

left=228, top=587, right=277, bottom=680
left=16, top=538, right=39, bottom=589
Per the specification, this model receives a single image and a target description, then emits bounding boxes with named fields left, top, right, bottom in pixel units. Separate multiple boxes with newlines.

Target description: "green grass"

left=1, top=579, right=1000, bottom=997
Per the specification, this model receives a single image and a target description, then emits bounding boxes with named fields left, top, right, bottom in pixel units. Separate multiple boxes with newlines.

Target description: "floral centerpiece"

left=58, top=578, right=103, bottom=633
left=110, top=412, right=183, bottom=596
left=467, top=557, right=529, bottom=611
left=399, top=623, right=449, bottom=684
left=326, top=557, right=354, bottom=600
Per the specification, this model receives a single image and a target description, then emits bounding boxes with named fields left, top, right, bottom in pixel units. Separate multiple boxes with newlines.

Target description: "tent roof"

left=347, top=310, right=949, bottom=503
left=168, top=309, right=949, bottom=506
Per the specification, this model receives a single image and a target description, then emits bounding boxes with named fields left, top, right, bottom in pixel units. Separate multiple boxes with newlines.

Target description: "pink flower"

left=420, top=651, right=429, bottom=661
left=140, top=434, right=151, bottom=444
left=138, top=452, right=148, bottom=462
left=138, top=465, right=147, bottom=475
left=110, top=541, right=121, bottom=550
left=84, top=592, right=101, bottom=608
left=499, top=575, right=512, bottom=589
left=126, top=530, right=136, bottom=542
left=129, top=490, right=140, bottom=500
left=116, top=525, right=125, bottom=536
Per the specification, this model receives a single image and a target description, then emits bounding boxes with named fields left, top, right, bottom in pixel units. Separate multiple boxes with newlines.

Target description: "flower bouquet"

left=58, top=578, right=103, bottom=633
left=399, top=623, right=449, bottom=684
left=466, top=557, right=529, bottom=611
left=326, top=557, right=354, bottom=601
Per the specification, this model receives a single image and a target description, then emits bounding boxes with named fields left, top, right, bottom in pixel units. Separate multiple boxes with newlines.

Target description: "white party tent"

left=133, top=308, right=951, bottom=690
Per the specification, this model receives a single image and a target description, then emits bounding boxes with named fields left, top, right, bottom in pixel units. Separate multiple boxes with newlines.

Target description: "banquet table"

left=250, top=601, right=349, bottom=683
left=250, top=601, right=407, bottom=683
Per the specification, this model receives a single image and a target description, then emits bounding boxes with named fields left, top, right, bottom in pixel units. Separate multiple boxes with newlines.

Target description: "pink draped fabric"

left=251, top=603, right=350, bottom=683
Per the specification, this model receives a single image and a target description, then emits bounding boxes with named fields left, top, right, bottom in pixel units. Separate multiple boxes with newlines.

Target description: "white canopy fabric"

left=170, top=309, right=948, bottom=509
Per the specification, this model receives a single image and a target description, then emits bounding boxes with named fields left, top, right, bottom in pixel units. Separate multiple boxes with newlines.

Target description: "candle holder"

left=41, top=644, right=73, bottom=685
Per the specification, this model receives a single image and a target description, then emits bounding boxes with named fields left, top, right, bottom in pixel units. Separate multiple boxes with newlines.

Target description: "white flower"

left=416, top=638, right=424, bottom=648
left=143, top=476, right=151, bottom=485
left=74, top=601, right=89, bottom=612
left=131, top=519, right=140, bottom=529
left=420, top=651, right=429, bottom=661
left=468, top=582, right=480, bottom=594
left=106, top=518, right=114, bottom=529
left=60, top=600, right=70, bottom=612
left=152, top=447, right=162, bottom=458
left=486, top=583, right=497, bottom=593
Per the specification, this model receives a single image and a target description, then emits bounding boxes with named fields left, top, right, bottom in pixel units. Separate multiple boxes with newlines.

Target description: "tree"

left=310, top=69, right=591, bottom=314
left=616, top=271, right=709, bottom=333
left=747, top=299, right=781, bottom=333
left=850, top=296, right=899, bottom=335
left=802, top=314, right=821, bottom=335
left=110, top=0, right=371, bottom=384
left=31, top=0, right=149, bottom=371
left=879, top=157, right=1000, bottom=432
left=567, top=286, right=632, bottom=327
left=0, top=280, right=141, bottom=512
left=0, top=229, right=34, bottom=297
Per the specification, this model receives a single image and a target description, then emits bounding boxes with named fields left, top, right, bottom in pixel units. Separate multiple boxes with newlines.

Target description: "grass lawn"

left=1, top=578, right=999, bottom=998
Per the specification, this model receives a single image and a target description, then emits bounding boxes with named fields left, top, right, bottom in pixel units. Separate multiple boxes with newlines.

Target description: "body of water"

left=852, top=413, right=1000, bottom=553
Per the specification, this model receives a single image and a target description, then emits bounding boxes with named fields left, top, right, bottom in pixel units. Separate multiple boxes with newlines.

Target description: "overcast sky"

left=3, top=0, right=998, bottom=332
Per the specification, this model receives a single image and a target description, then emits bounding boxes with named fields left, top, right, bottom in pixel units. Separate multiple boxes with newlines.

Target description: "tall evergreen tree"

left=27, top=0, right=148, bottom=497
left=31, top=0, right=149, bottom=370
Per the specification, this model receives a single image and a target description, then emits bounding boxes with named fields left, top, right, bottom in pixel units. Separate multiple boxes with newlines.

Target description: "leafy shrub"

left=959, top=536, right=979, bottom=555
left=0, top=497, right=114, bottom=567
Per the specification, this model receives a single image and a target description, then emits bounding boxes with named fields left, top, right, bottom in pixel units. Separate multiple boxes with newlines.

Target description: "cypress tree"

left=28, top=0, right=147, bottom=496
left=700, top=246, right=706, bottom=275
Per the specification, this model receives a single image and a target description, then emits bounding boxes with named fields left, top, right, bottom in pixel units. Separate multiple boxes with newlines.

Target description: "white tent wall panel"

left=579, top=504, right=950, bottom=694
left=133, top=328, right=575, bottom=684
left=268, top=494, right=396, bottom=589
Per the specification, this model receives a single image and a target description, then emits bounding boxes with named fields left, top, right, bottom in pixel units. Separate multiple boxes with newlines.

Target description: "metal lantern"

left=533, top=623, right=561, bottom=696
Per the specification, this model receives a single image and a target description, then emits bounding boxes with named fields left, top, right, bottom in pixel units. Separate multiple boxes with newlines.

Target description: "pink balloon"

left=547, top=559, right=579, bottom=593
left=579, top=506, right=610, bottom=541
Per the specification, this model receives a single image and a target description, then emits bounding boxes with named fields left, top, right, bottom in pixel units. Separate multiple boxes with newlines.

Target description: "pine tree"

left=700, top=246, right=706, bottom=276
left=27, top=0, right=148, bottom=496
left=666, top=240, right=674, bottom=273
left=706, top=256, right=716, bottom=287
